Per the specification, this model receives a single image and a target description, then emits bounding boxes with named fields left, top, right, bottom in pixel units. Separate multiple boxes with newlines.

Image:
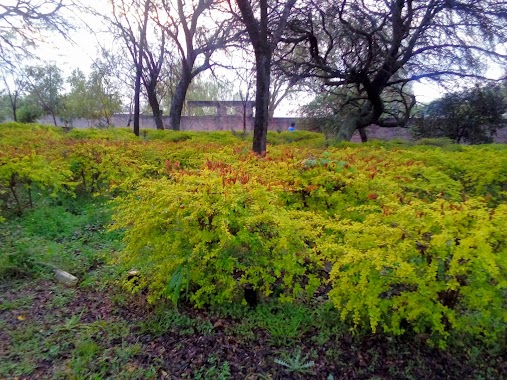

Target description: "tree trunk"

left=335, top=112, right=361, bottom=142
left=133, top=0, right=150, bottom=137
left=358, top=127, right=368, bottom=142
left=12, top=103, right=17, bottom=122
left=127, top=97, right=133, bottom=128
left=169, top=69, right=192, bottom=131
left=252, top=50, right=272, bottom=155
left=133, top=65, right=142, bottom=136
left=243, top=102, right=247, bottom=135
left=147, top=85, right=164, bottom=130
left=9, top=92, right=18, bottom=122
left=51, top=111, right=58, bottom=126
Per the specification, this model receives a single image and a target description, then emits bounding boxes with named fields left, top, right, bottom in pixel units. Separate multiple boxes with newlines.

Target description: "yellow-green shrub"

left=0, top=149, right=72, bottom=215
left=112, top=167, right=326, bottom=306
left=396, top=146, right=507, bottom=205
left=2, top=122, right=507, bottom=346
left=325, top=198, right=507, bottom=346
left=267, top=131, right=326, bottom=148
left=64, top=141, right=139, bottom=194
left=66, top=127, right=138, bottom=141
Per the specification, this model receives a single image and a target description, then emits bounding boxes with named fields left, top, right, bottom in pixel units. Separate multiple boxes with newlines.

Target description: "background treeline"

left=2, top=1, right=507, bottom=152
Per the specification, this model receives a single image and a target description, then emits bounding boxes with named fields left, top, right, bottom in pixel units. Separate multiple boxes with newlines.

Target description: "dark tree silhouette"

left=0, top=0, right=72, bottom=66
left=141, top=31, right=166, bottom=130
left=281, top=0, right=507, bottom=141
left=230, top=0, right=296, bottom=155
left=155, top=0, right=238, bottom=131
left=414, top=84, right=507, bottom=144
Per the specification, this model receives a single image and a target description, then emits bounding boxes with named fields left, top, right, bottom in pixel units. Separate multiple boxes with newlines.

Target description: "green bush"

left=66, top=127, right=137, bottom=141
left=325, top=199, right=507, bottom=346
left=412, top=84, right=507, bottom=144
left=16, top=104, right=43, bottom=123
left=2, top=122, right=507, bottom=348
left=0, top=151, right=72, bottom=216
left=112, top=172, right=326, bottom=306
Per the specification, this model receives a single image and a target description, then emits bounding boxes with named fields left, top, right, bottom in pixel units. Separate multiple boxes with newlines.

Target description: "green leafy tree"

left=60, top=69, right=91, bottom=123
left=87, top=69, right=123, bottom=127
left=413, top=84, right=507, bottom=144
left=16, top=97, right=43, bottom=123
left=61, top=67, right=123, bottom=127
left=0, top=67, right=27, bottom=121
left=24, top=64, right=64, bottom=126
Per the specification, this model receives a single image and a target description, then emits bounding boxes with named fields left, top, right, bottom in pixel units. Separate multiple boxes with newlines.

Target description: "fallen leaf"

left=17, top=315, right=26, bottom=321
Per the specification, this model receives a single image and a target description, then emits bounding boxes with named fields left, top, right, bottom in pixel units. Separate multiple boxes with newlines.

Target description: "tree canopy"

left=280, top=0, right=507, bottom=141
left=414, top=84, right=507, bottom=144
left=0, top=0, right=72, bottom=67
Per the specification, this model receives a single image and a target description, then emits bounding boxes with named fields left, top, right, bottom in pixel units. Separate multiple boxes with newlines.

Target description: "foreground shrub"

left=112, top=169, right=326, bottom=306
left=2, top=122, right=506, bottom=346
left=326, top=199, right=507, bottom=346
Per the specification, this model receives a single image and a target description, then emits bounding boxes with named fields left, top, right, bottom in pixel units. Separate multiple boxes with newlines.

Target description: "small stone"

left=323, top=261, right=333, bottom=273
left=213, top=319, right=225, bottom=329
left=54, top=269, right=79, bottom=287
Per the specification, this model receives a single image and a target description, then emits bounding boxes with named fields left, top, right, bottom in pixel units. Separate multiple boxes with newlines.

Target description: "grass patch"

left=138, top=306, right=214, bottom=337
left=0, top=196, right=122, bottom=280
left=249, top=303, right=313, bottom=346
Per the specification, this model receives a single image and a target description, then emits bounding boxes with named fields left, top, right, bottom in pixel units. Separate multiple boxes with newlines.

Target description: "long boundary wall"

left=38, top=114, right=297, bottom=132
left=37, top=114, right=507, bottom=143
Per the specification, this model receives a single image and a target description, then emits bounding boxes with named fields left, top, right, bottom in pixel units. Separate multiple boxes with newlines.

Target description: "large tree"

left=110, top=0, right=152, bottom=136
left=62, top=67, right=122, bottom=127
left=229, top=0, right=296, bottom=155
left=413, top=84, right=507, bottom=144
left=25, top=64, right=64, bottom=126
left=281, top=0, right=507, bottom=141
left=0, top=66, right=26, bottom=122
left=156, top=0, right=238, bottom=131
